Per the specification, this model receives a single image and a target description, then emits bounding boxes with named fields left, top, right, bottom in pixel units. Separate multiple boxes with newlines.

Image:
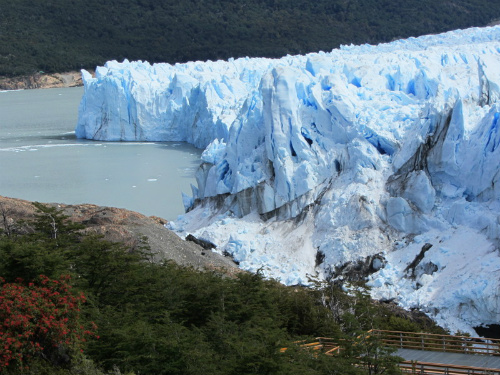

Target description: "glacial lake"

left=0, top=86, right=202, bottom=220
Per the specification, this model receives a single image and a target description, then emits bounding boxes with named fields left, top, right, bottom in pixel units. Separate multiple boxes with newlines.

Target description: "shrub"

left=0, top=275, right=95, bottom=371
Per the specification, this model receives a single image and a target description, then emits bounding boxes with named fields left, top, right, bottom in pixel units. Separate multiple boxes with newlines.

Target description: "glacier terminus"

left=77, top=26, right=500, bottom=334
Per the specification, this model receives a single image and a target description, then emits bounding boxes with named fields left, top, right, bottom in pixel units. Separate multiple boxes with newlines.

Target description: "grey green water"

left=0, top=87, right=202, bottom=220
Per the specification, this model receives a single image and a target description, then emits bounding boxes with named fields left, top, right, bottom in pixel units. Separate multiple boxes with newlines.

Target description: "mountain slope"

left=1, top=0, right=500, bottom=75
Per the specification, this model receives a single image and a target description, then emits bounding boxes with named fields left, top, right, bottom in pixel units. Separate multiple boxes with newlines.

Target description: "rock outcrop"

left=0, top=195, right=239, bottom=274
left=0, top=71, right=87, bottom=90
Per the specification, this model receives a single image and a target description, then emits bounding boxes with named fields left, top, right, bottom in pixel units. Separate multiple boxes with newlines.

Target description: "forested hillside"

left=0, top=202, right=444, bottom=374
left=1, top=0, right=500, bottom=76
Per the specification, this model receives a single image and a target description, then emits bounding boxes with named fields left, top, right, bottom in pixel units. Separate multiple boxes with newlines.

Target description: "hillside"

left=0, top=195, right=239, bottom=273
left=0, top=196, right=444, bottom=374
left=1, top=0, right=500, bottom=76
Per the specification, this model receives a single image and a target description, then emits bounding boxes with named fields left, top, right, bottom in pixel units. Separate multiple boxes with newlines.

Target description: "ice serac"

left=78, top=26, right=500, bottom=334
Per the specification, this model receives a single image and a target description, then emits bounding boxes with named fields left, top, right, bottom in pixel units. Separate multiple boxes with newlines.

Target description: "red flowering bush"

left=0, top=275, right=96, bottom=371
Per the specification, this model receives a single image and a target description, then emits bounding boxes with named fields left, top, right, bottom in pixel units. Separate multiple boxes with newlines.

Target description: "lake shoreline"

left=0, top=71, right=91, bottom=90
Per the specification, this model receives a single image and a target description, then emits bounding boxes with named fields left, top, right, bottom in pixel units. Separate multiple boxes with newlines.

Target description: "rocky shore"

left=0, top=195, right=239, bottom=274
left=0, top=71, right=88, bottom=90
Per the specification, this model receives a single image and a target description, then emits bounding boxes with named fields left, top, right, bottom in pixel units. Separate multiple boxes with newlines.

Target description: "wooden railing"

left=371, top=330, right=500, bottom=356
left=399, top=361, right=500, bottom=375
left=280, top=337, right=341, bottom=356
left=282, top=330, right=500, bottom=374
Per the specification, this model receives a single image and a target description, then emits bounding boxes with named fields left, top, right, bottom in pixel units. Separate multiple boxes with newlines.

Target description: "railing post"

left=400, top=332, right=403, bottom=348
left=443, top=336, right=446, bottom=352
left=421, top=333, right=424, bottom=350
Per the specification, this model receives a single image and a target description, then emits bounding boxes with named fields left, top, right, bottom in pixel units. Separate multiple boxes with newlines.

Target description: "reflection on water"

left=0, top=87, right=202, bottom=220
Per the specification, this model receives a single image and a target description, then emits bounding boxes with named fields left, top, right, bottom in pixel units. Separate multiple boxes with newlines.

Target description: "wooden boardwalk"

left=282, top=330, right=500, bottom=374
left=397, top=348, right=500, bottom=369
left=373, top=330, right=500, bottom=374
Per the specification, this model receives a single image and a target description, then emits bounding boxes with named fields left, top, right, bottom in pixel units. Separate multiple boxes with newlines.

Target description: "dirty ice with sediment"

left=76, top=26, right=500, bottom=334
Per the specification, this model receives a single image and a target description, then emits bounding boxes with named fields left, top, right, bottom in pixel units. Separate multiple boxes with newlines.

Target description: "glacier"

left=77, top=26, right=500, bottom=335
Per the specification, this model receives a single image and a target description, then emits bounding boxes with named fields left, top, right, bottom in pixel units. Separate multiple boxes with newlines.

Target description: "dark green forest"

left=0, top=203, right=444, bottom=374
left=1, top=0, right=500, bottom=76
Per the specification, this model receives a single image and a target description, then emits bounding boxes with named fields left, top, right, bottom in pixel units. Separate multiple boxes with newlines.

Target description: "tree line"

left=1, top=0, right=500, bottom=76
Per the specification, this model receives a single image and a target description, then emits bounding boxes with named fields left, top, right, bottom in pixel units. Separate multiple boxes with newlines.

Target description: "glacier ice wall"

left=77, top=26, right=500, bottom=334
